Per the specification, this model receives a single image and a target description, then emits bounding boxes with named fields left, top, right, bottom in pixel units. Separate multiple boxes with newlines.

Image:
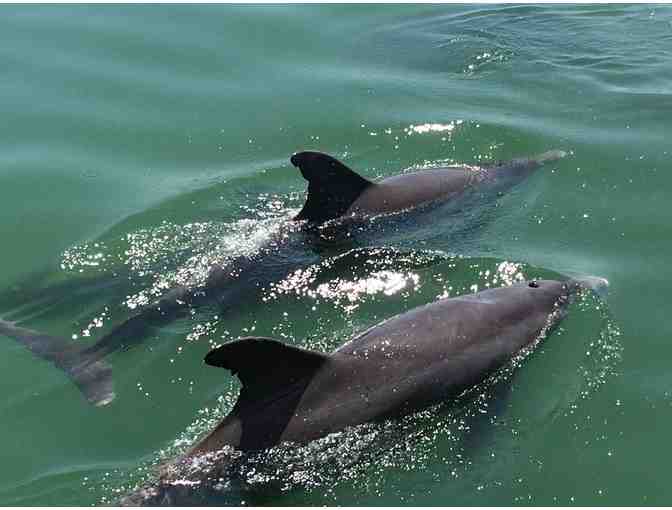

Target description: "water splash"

left=404, top=120, right=464, bottom=136
left=264, top=247, right=446, bottom=313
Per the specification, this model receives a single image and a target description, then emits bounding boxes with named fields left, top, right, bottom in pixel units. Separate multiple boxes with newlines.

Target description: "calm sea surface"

left=0, top=4, right=671, bottom=505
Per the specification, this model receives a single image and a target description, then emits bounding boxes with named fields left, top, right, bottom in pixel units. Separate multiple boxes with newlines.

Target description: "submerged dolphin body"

left=0, top=150, right=566, bottom=406
left=123, top=278, right=597, bottom=505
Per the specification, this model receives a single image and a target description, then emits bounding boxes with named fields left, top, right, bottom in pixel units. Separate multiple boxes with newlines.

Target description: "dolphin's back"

left=336, top=283, right=552, bottom=358
left=346, top=166, right=480, bottom=216
left=329, top=282, right=563, bottom=414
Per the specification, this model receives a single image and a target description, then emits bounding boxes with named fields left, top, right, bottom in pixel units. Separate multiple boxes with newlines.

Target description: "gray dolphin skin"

left=291, top=149, right=566, bottom=224
left=123, top=278, right=596, bottom=505
left=0, top=150, right=566, bottom=406
left=191, top=278, right=581, bottom=454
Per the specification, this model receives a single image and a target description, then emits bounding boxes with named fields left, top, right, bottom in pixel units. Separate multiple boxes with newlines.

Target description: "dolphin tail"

left=0, top=318, right=115, bottom=406
left=565, top=274, right=610, bottom=300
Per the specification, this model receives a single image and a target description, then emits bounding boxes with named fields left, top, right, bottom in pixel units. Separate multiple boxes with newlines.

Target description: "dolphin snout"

left=568, top=275, right=609, bottom=299
left=290, top=153, right=299, bottom=167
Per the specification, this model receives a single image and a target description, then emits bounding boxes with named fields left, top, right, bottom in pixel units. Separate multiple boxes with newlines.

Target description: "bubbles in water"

left=404, top=120, right=464, bottom=136
left=79, top=308, right=110, bottom=338
left=264, top=247, right=446, bottom=313
left=463, top=48, right=514, bottom=75
left=61, top=242, right=110, bottom=273
left=574, top=291, right=623, bottom=394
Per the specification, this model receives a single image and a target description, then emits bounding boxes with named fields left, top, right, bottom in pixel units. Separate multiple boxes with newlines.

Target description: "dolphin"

left=291, top=149, right=566, bottom=224
left=191, top=278, right=585, bottom=453
left=0, top=150, right=567, bottom=406
left=122, top=277, right=601, bottom=505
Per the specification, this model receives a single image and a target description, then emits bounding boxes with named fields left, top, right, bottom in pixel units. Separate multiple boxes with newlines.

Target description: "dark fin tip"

left=205, top=336, right=328, bottom=400
left=290, top=151, right=372, bottom=224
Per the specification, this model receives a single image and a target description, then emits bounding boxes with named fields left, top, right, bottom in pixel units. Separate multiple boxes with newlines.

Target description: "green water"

left=0, top=4, right=670, bottom=505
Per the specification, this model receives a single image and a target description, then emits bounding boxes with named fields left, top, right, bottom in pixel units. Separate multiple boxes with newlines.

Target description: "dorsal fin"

left=290, top=151, right=373, bottom=224
left=204, top=337, right=328, bottom=404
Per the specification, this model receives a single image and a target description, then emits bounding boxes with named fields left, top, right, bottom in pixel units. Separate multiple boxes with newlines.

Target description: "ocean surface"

left=0, top=4, right=670, bottom=506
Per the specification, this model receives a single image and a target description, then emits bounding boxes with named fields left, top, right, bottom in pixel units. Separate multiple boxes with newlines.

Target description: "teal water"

left=0, top=4, right=670, bottom=505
